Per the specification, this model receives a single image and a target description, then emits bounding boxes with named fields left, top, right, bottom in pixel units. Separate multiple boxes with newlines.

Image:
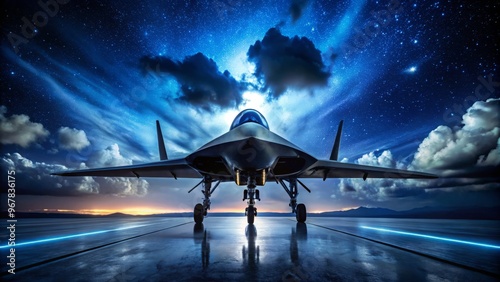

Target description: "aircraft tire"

left=296, top=203, right=306, bottom=223
left=194, top=203, right=204, bottom=224
left=247, top=206, right=255, bottom=224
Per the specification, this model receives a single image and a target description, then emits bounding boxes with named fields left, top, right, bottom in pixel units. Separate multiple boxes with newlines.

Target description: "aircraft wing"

left=297, top=160, right=437, bottom=179
left=51, top=158, right=202, bottom=179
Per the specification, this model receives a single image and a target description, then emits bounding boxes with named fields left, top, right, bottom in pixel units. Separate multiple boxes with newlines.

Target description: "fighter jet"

left=53, top=109, right=437, bottom=224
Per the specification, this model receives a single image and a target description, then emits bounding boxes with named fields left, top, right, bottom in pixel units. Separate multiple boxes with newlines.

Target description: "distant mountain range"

left=5, top=206, right=499, bottom=219
left=315, top=206, right=500, bottom=219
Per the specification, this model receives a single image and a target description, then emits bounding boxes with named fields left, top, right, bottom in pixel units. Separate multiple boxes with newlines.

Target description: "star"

left=404, top=66, right=417, bottom=74
left=1, top=0, right=497, bottom=216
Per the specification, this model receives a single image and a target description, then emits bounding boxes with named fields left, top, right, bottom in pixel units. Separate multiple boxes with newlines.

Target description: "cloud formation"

left=337, top=98, right=500, bottom=201
left=411, top=98, right=500, bottom=171
left=86, top=143, right=132, bottom=168
left=0, top=106, right=49, bottom=147
left=1, top=148, right=149, bottom=197
left=140, top=52, right=243, bottom=111
left=289, top=0, right=309, bottom=23
left=1, top=153, right=98, bottom=196
left=338, top=150, right=426, bottom=200
left=247, top=28, right=330, bottom=96
left=58, top=127, right=91, bottom=151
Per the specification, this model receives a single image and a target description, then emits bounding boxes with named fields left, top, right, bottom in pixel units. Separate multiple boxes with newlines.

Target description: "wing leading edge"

left=298, top=160, right=437, bottom=180
left=51, top=158, right=201, bottom=179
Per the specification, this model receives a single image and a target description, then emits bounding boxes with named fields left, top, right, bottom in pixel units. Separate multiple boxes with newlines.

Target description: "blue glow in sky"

left=0, top=0, right=498, bottom=214
left=404, top=66, right=417, bottom=73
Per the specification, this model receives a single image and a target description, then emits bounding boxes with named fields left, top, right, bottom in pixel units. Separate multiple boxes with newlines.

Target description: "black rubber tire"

left=296, top=203, right=306, bottom=223
left=194, top=203, right=204, bottom=224
left=247, top=206, right=255, bottom=225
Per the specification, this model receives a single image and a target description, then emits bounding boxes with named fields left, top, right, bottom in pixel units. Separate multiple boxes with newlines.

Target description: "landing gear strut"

left=190, top=176, right=221, bottom=224
left=243, top=175, right=260, bottom=224
left=279, top=178, right=308, bottom=223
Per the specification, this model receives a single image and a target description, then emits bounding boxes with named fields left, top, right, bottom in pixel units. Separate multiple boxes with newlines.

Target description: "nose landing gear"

left=245, top=206, right=257, bottom=224
left=243, top=176, right=260, bottom=224
left=190, top=175, right=309, bottom=224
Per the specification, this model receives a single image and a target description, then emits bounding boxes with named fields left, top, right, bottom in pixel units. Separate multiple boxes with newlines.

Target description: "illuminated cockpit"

left=230, top=109, right=269, bottom=130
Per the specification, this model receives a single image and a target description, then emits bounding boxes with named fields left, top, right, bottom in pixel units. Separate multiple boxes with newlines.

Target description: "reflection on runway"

left=193, top=223, right=209, bottom=269
left=193, top=222, right=309, bottom=280
left=290, top=222, right=307, bottom=265
left=3, top=217, right=497, bottom=281
left=243, top=224, right=259, bottom=266
left=242, top=224, right=259, bottom=280
left=285, top=223, right=309, bottom=281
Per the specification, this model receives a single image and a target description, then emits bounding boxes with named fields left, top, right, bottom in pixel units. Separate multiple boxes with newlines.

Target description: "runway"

left=1, top=217, right=499, bottom=281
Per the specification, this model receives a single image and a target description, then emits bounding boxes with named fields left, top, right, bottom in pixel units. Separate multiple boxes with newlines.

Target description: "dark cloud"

left=1, top=149, right=148, bottom=197
left=382, top=186, right=426, bottom=198
left=422, top=176, right=500, bottom=189
left=1, top=152, right=98, bottom=196
left=339, top=180, right=356, bottom=192
left=289, top=0, right=308, bottom=23
left=140, top=52, right=243, bottom=111
left=275, top=20, right=286, bottom=29
left=247, top=28, right=330, bottom=97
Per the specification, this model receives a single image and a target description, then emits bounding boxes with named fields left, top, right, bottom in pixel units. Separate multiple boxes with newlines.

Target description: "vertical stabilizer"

left=156, top=120, right=168, bottom=160
left=329, top=120, right=343, bottom=161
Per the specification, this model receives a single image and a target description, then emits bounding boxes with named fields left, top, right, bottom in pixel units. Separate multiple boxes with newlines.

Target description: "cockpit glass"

left=230, top=109, right=269, bottom=130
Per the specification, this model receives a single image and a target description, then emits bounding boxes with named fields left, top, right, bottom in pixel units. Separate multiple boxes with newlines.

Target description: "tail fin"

left=156, top=120, right=168, bottom=160
left=329, top=120, right=343, bottom=161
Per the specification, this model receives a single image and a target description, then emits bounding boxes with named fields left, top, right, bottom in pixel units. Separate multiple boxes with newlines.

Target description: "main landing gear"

left=279, top=178, right=309, bottom=223
left=190, top=175, right=309, bottom=224
left=243, top=175, right=260, bottom=224
left=190, top=176, right=221, bottom=224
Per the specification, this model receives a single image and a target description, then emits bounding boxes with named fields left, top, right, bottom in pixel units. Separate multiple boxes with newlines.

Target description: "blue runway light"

left=0, top=224, right=149, bottom=249
left=361, top=226, right=500, bottom=249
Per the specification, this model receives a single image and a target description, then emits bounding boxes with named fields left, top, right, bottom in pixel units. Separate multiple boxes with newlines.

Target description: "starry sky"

left=1, top=0, right=499, bottom=215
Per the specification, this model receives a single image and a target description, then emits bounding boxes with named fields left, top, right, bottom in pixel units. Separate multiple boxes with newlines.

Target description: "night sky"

left=1, top=0, right=499, bottom=215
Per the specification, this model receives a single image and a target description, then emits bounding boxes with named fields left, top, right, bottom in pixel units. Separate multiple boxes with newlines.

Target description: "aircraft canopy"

left=230, top=109, right=269, bottom=130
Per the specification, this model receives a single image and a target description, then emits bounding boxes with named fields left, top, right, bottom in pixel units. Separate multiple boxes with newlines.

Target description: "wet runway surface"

left=1, top=217, right=499, bottom=281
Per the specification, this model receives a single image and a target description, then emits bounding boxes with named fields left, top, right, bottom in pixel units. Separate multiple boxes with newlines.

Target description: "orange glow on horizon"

left=31, top=206, right=346, bottom=215
left=30, top=203, right=354, bottom=215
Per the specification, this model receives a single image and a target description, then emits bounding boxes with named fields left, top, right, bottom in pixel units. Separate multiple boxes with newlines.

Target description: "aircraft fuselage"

left=185, top=122, right=317, bottom=185
left=52, top=108, right=437, bottom=224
